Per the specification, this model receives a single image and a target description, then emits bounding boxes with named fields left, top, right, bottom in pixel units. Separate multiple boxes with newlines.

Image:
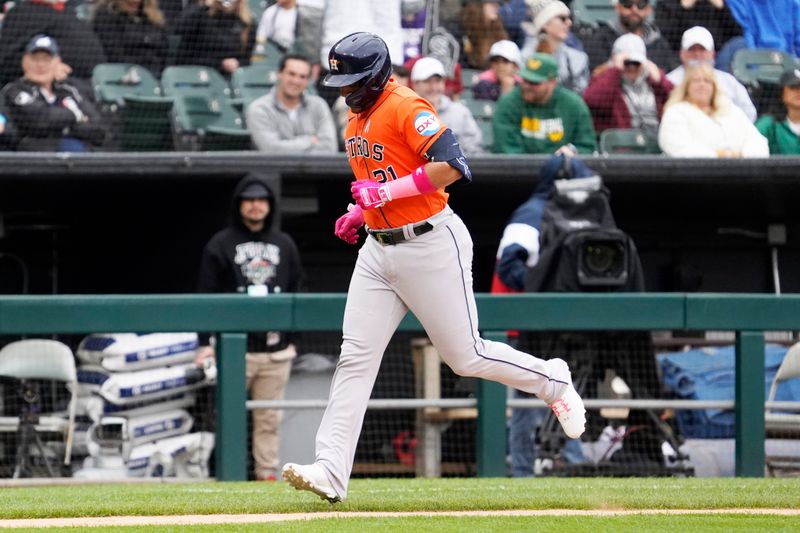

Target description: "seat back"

left=732, top=48, right=796, bottom=87
left=600, top=128, right=661, bottom=155
left=0, top=339, right=76, bottom=383
left=173, top=95, right=244, bottom=132
left=160, top=66, right=231, bottom=99
left=571, top=0, right=617, bottom=26
left=92, top=63, right=162, bottom=104
left=231, top=63, right=278, bottom=107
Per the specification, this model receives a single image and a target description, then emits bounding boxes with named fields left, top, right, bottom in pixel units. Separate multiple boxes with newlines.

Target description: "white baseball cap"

left=612, top=33, right=647, bottom=64
left=411, top=56, right=446, bottom=82
left=681, top=26, right=714, bottom=51
left=488, top=40, right=522, bottom=67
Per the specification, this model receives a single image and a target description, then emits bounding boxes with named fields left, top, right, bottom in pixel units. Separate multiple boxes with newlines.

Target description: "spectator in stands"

left=654, top=0, right=742, bottom=56
left=174, top=0, right=256, bottom=77
left=293, top=0, right=403, bottom=106
left=473, top=39, right=522, bottom=101
left=91, top=0, right=170, bottom=75
left=0, top=0, right=107, bottom=85
left=666, top=26, right=756, bottom=122
left=255, top=0, right=297, bottom=56
left=756, top=68, right=800, bottom=155
left=3, top=35, right=109, bottom=151
left=499, top=0, right=531, bottom=47
left=658, top=63, right=768, bottom=157
left=493, top=52, right=597, bottom=154
left=583, top=0, right=677, bottom=75
left=521, top=0, right=590, bottom=93
left=462, top=0, right=509, bottom=68
left=725, top=0, right=800, bottom=59
left=0, top=95, right=17, bottom=150
left=392, top=64, right=411, bottom=88
left=401, top=0, right=427, bottom=63
left=195, top=174, right=304, bottom=482
left=411, top=57, right=484, bottom=156
left=246, top=54, right=337, bottom=153
left=583, top=33, right=672, bottom=138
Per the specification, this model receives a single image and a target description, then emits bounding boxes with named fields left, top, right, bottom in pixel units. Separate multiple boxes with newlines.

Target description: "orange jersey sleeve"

left=343, top=81, right=450, bottom=229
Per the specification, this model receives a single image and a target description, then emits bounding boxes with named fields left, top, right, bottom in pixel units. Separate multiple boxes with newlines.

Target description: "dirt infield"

left=2, top=509, right=799, bottom=528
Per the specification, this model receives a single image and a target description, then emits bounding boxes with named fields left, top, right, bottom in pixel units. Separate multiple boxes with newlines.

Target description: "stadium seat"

left=92, top=64, right=174, bottom=151
left=160, top=66, right=232, bottom=100
left=460, top=68, right=482, bottom=89
left=571, top=0, right=617, bottom=26
left=171, top=95, right=252, bottom=151
left=230, top=63, right=279, bottom=110
left=599, top=128, right=661, bottom=155
left=731, top=48, right=796, bottom=88
left=250, top=39, right=285, bottom=74
left=461, top=96, right=495, bottom=121
left=247, top=0, right=269, bottom=21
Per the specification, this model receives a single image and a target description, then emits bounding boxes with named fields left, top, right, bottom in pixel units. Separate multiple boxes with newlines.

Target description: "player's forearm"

left=422, top=161, right=462, bottom=189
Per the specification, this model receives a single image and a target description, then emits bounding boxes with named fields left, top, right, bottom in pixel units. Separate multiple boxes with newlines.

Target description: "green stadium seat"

left=247, top=0, right=270, bottom=22
left=92, top=63, right=174, bottom=151
left=478, top=117, right=493, bottom=152
left=160, top=66, right=232, bottom=100
left=461, top=96, right=495, bottom=121
left=732, top=48, right=797, bottom=88
left=461, top=68, right=482, bottom=89
left=571, top=0, right=617, bottom=26
left=599, top=128, right=661, bottom=155
left=171, top=95, right=252, bottom=151
left=250, top=39, right=285, bottom=74
left=230, top=63, right=279, bottom=110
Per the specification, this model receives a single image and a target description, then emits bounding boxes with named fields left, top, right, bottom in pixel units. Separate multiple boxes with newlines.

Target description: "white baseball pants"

left=315, top=206, right=570, bottom=498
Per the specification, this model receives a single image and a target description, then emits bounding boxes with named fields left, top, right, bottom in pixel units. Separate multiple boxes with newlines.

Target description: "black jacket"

left=92, top=7, right=169, bottom=75
left=173, top=4, right=256, bottom=74
left=196, top=175, right=304, bottom=352
left=0, top=2, right=107, bottom=85
left=582, top=20, right=680, bottom=74
left=2, top=78, right=109, bottom=151
left=654, top=0, right=743, bottom=53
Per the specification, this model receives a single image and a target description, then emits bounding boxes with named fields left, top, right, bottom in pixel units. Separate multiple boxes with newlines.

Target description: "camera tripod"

left=12, top=382, right=56, bottom=479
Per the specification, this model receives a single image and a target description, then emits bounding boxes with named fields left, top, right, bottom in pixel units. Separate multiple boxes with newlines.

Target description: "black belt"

left=367, top=222, right=434, bottom=245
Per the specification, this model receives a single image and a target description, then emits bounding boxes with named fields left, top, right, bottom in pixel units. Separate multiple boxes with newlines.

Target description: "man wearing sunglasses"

left=584, top=0, right=678, bottom=75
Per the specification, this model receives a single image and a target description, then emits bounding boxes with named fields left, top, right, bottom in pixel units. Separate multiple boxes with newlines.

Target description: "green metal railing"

left=1, top=293, right=798, bottom=479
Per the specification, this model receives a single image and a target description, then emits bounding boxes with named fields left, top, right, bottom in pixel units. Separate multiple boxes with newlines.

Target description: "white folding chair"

left=0, top=339, right=78, bottom=476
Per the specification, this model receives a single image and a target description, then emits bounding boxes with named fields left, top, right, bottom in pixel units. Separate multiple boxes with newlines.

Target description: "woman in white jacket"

left=658, top=63, right=769, bottom=158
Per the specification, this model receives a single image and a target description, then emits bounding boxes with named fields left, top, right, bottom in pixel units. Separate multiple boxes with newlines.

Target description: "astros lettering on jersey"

left=344, top=80, right=449, bottom=229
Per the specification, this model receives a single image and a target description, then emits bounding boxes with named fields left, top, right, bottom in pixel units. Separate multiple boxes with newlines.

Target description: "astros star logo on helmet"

left=329, top=58, right=340, bottom=72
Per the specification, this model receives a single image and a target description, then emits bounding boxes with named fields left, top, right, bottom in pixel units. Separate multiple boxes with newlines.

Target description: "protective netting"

left=0, top=0, right=795, bottom=154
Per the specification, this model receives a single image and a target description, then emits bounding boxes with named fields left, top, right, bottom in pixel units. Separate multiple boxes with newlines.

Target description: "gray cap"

left=239, top=182, right=270, bottom=199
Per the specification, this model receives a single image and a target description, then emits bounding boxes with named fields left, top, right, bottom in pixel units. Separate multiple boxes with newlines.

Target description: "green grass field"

left=0, top=477, right=798, bottom=531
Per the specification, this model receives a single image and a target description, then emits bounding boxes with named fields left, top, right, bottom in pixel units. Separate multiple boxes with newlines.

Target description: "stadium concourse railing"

left=1, top=294, right=799, bottom=480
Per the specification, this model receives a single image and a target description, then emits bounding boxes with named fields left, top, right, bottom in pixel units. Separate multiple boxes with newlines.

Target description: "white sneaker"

left=281, top=462, right=341, bottom=503
left=549, top=383, right=586, bottom=439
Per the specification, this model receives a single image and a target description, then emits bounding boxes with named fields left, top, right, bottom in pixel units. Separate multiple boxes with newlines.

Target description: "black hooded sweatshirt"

left=196, top=174, right=303, bottom=352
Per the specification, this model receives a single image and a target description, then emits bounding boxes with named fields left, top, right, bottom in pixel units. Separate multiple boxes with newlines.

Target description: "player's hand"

left=334, top=203, right=364, bottom=244
left=351, top=180, right=390, bottom=210
left=194, top=346, right=216, bottom=367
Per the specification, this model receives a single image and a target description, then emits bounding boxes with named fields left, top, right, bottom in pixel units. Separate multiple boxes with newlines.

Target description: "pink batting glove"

left=334, top=203, right=364, bottom=245
left=351, top=180, right=390, bottom=210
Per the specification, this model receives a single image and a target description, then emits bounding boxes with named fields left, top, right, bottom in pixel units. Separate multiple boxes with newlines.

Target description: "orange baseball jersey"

left=344, top=80, right=449, bottom=229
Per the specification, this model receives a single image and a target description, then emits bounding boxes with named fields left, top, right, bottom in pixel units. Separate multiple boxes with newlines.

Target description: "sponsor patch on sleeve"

left=414, top=111, right=441, bottom=137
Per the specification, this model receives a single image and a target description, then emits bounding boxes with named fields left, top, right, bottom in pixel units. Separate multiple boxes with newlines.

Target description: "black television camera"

left=525, top=175, right=644, bottom=293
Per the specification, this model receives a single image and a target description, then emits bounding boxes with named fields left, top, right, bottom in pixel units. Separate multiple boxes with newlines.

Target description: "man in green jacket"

left=756, top=68, right=800, bottom=155
left=492, top=52, right=597, bottom=155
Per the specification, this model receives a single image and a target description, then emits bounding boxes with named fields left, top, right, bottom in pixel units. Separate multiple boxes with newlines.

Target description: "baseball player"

left=282, top=32, right=585, bottom=502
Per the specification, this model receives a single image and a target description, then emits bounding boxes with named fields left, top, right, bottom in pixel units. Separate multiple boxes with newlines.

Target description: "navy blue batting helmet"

left=323, top=32, right=392, bottom=113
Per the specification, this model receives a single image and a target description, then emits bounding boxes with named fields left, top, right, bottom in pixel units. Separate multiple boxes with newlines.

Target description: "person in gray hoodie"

left=246, top=53, right=337, bottom=153
left=411, top=56, right=485, bottom=156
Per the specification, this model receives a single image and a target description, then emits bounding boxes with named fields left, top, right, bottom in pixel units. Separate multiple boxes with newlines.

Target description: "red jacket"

left=582, top=67, right=673, bottom=133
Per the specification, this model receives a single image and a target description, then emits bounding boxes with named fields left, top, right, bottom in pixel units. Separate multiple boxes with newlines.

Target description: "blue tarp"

left=657, top=344, right=800, bottom=438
